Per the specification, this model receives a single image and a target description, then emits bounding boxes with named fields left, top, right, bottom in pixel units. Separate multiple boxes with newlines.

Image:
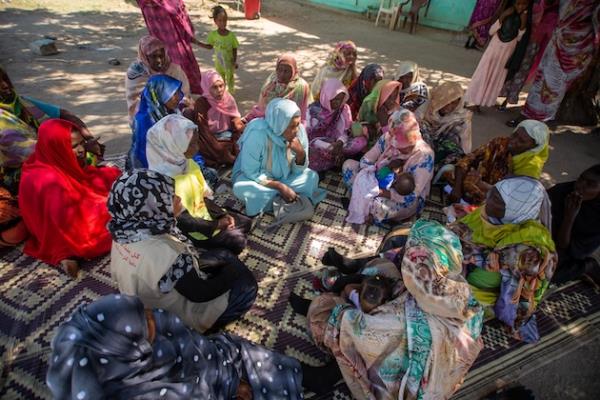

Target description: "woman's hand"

left=332, top=140, right=344, bottom=164
left=378, top=189, right=391, bottom=199
left=84, top=138, right=105, bottom=158
left=217, top=215, right=236, bottom=231
left=448, top=186, right=463, bottom=203
left=288, top=137, right=305, bottom=165
left=277, top=182, right=298, bottom=202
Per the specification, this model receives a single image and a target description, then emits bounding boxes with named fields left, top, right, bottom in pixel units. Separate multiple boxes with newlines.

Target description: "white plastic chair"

left=375, top=0, right=400, bottom=28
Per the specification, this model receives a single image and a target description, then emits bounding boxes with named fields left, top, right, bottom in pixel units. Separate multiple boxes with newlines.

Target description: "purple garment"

left=468, top=0, right=506, bottom=47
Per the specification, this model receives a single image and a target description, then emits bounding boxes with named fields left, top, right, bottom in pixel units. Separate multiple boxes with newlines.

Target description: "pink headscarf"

left=138, top=35, right=171, bottom=73
left=200, top=70, right=240, bottom=133
left=307, top=78, right=352, bottom=139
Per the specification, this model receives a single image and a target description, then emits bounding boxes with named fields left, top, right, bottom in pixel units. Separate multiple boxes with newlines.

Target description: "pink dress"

left=464, top=20, right=524, bottom=107
left=137, top=0, right=203, bottom=94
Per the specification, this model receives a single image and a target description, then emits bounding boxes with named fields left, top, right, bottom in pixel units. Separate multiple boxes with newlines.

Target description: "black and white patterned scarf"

left=107, top=169, right=180, bottom=244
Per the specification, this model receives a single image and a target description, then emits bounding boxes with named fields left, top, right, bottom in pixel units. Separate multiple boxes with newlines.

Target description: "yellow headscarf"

left=511, top=120, right=549, bottom=179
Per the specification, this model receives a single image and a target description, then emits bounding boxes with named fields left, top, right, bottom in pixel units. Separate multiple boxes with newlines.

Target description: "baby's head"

left=212, top=5, right=228, bottom=29
left=393, top=172, right=415, bottom=195
left=359, top=275, right=393, bottom=313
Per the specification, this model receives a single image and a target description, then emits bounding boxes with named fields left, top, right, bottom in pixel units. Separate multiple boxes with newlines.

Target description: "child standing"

left=199, top=6, right=239, bottom=93
left=464, top=0, right=529, bottom=111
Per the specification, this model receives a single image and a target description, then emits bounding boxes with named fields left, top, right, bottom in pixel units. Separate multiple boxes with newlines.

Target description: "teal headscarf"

left=238, top=98, right=307, bottom=181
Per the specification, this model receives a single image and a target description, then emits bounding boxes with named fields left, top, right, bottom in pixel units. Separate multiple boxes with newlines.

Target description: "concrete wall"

left=309, top=0, right=478, bottom=31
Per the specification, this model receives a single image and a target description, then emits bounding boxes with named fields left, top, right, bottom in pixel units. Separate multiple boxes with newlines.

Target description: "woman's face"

left=575, top=169, right=600, bottom=201
left=71, top=128, right=86, bottom=167
left=485, top=187, right=506, bottom=221
left=508, top=127, right=536, bottom=155
left=398, top=144, right=416, bottom=155
left=342, top=48, right=356, bottom=66
left=364, top=77, right=380, bottom=93
left=276, top=63, right=293, bottom=84
left=209, top=80, right=226, bottom=100
left=329, top=92, right=346, bottom=111
left=439, top=98, right=461, bottom=116
left=282, top=116, right=301, bottom=142
left=164, top=90, right=182, bottom=112
left=398, top=72, right=413, bottom=89
left=183, top=129, right=200, bottom=158
left=0, top=75, right=14, bottom=103
left=147, top=48, right=167, bottom=72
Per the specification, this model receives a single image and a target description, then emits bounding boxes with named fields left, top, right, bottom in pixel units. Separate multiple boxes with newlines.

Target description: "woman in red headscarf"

left=18, top=119, right=121, bottom=278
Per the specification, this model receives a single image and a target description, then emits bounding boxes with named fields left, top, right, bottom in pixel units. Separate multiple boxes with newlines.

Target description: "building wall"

left=309, top=0, right=478, bottom=32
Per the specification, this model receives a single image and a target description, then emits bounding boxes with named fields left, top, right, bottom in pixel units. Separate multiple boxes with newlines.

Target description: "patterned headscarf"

left=402, top=219, right=476, bottom=320
left=146, top=114, right=197, bottom=177
left=107, top=169, right=178, bottom=244
left=137, top=35, right=171, bottom=73
left=388, top=109, right=421, bottom=149
left=328, top=40, right=358, bottom=70
left=494, top=176, right=545, bottom=225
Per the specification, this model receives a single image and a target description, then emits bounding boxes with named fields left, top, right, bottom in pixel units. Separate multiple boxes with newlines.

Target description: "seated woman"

left=450, top=176, right=557, bottom=342
left=232, top=98, right=326, bottom=217
left=417, top=81, right=473, bottom=170
left=47, top=294, right=303, bottom=399
left=244, top=53, right=311, bottom=124
left=18, top=119, right=121, bottom=278
left=306, top=78, right=366, bottom=173
left=395, top=60, right=429, bottom=111
left=146, top=114, right=251, bottom=255
left=129, top=74, right=219, bottom=188
left=310, top=41, right=358, bottom=99
left=347, top=63, right=384, bottom=119
left=194, top=69, right=243, bottom=167
left=448, top=119, right=549, bottom=204
left=342, top=109, right=434, bottom=225
left=107, top=170, right=257, bottom=333
left=290, top=220, right=484, bottom=398
left=357, top=79, right=402, bottom=145
left=548, top=164, right=600, bottom=284
left=0, top=69, right=105, bottom=249
left=125, top=35, right=192, bottom=124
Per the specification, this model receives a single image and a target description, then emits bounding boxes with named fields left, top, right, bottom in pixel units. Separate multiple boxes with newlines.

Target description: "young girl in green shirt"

left=198, top=6, right=239, bottom=93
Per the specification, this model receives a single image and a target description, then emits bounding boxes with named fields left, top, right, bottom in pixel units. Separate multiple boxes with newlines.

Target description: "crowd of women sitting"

left=1, top=31, right=599, bottom=398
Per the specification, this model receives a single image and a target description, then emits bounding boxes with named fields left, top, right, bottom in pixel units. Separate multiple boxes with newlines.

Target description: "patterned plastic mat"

left=1, top=159, right=599, bottom=399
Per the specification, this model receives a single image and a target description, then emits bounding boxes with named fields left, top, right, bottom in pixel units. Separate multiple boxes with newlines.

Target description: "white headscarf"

left=494, top=176, right=545, bottom=225
left=517, top=119, right=549, bottom=154
left=394, top=60, right=420, bottom=85
left=146, top=114, right=197, bottom=177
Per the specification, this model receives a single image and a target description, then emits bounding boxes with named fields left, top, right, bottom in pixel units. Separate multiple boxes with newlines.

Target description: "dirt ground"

left=0, top=0, right=599, bottom=399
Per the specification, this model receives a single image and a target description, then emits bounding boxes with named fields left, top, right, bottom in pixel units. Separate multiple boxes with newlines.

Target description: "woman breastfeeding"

left=450, top=176, right=557, bottom=342
left=342, top=109, right=434, bottom=225
left=306, top=78, right=367, bottom=173
left=146, top=114, right=251, bottom=255
left=18, top=119, right=121, bottom=278
left=107, top=169, right=257, bottom=333
left=232, top=98, right=326, bottom=217
left=129, top=74, right=219, bottom=187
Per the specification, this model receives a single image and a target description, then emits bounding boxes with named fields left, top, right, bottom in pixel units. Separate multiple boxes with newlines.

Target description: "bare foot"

left=60, top=259, right=80, bottom=278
